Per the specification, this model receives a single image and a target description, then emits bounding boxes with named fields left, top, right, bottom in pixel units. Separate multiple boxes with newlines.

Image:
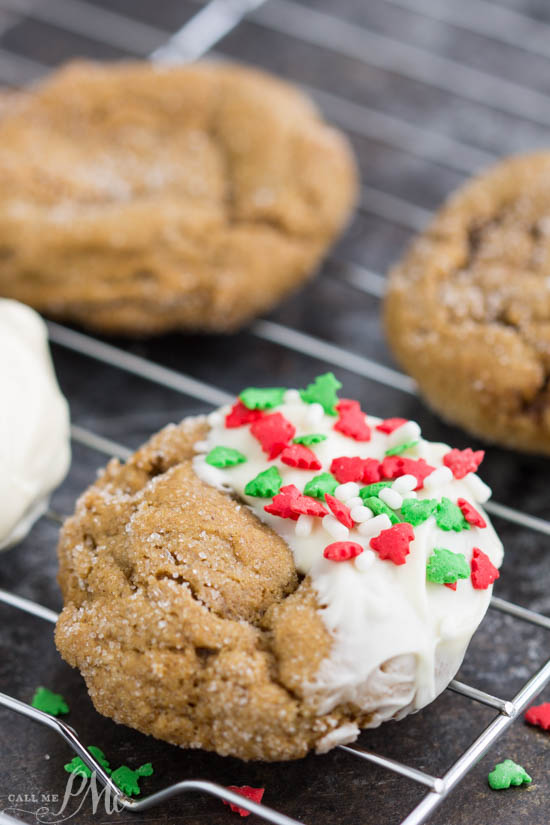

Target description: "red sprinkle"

left=361, top=458, right=382, bottom=483
left=264, top=485, right=301, bottom=520
left=380, top=456, right=435, bottom=489
left=470, top=547, right=500, bottom=590
left=330, top=456, right=368, bottom=484
left=376, top=417, right=407, bottom=434
left=443, top=447, right=485, bottom=479
left=251, top=413, right=296, bottom=459
left=280, top=443, right=322, bottom=470
left=325, top=494, right=354, bottom=528
left=225, top=400, right=264, bottom=428
left=324, top=541, right=364, bottom=562
left=334, top=399, right=371, bottom=441
left=457, top=498, right=487, bottom=528
left=445, top=582, right=458, bottom=591
left=370, top=522, right=414, bottom=565
left=290, top=494, right=328, bottom=518
left=330, top=456, right=381, bottom=484
left=525, top=702, right=550, bottom=731
left=379, top=455, right=402, bottom=479
left=223, top=786, right=265, bottom=817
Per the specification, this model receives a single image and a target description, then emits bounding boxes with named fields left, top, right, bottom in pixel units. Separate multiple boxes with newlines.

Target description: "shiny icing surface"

left=0, top=299, right=70, bottom=550
left=193, top=386, right=503, bottom=726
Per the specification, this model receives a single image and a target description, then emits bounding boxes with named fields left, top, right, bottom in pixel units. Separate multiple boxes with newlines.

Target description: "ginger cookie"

left=0, top=60, right=357, bottom=335
left=385, top=152, right=550, bottom=454
left=56, top=375, right=502, bottom=761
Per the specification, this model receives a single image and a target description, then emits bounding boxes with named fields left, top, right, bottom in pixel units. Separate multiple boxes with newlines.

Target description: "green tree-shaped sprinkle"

left=244, top=466, right=282, bottom=498
left=435, top=497, right=470, bottom=532
left=293, top=433, right=327, bottom=446
left=385, top=440, right=419, bottom=456
left=239, top=387, right=286, bottom=410
left=111, top=763, right=154, bottom=797
left=361, top=496, right=401, bottom=524
left=31, top=687, right=69, bottom=716
left=303, top=473, right=339, bottom=500
left=426, top=548, right=469, bottom=585
left=64, top=746, right=111, bottom=778
left=400, top=498, right=437, bottom=527
left=488, top=759, right=532, bottom=790
left=359, top=481, right=393, bottom=499
left=299, top=373, right=342, bottom=416
left=205, top=446, right=246, bottom=468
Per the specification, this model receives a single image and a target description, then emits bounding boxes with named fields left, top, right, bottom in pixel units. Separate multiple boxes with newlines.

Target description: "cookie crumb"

left=316, top=723, right=360, bottom=753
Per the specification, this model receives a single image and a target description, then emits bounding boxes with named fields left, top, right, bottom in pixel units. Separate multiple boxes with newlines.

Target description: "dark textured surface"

left=0, top=1, right=550, bottom=824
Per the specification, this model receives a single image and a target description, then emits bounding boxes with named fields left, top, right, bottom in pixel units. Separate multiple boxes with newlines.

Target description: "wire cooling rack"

left=0, top=1, right=550, bottom=824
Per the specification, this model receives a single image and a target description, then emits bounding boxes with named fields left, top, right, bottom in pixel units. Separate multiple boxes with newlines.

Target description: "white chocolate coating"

left=193, top=391, right=503, bottom=732
left=0, top=300, right=70, bottom=550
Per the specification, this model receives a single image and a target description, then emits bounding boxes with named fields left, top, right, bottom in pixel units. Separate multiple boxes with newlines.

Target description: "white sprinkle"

left=305, top=402, right=324, bottom=426
left=392, top=474, right=417, bottom=494
left=350, top=504, right=374, bottom=523
left=295, top=514, right=313, bottom=537
left=405, top=490, right=418, bottom=499
left=379, top=487, right=403, bottom=510
left=283, top=389, right=301, bottom=404
left=193, top=440, right=209, bottom=453
left=423, top=466, right=453, bottom=490
left=354, top=549, right=376, bottom=571
left=387, top=420, right=421, bottom=448
left=207, top=410, right=224, bottom=427
left=335, top=482, right=360, bottom=501
left=323, top=514, right=349, bottom=540
left=464, top=472, right=492, bottom=503
left=357, top=513, right=392, bottom=537
left=345, top=496, right=363, bottom=509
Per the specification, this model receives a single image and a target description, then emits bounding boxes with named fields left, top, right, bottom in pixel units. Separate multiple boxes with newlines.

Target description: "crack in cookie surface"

left=56, top=418, right=344, bottom=761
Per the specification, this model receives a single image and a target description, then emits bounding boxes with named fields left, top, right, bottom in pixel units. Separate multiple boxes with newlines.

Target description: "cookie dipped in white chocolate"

left=193, top=376, right=503, bottom=744
left=0, top=299, right=70, bottom=549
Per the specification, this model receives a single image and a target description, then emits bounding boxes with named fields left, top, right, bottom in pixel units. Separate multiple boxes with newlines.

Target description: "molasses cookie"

left=0, top=60, right=357, bottom=335
left=385, top=152, right=550, bottom=454
left=56, top=375, right=502, bottom=761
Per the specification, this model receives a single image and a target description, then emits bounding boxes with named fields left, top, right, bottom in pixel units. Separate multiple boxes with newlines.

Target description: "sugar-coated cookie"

left=0, top=299, right=70, bottom=549
left=56, top=375, right=502, bottom=761
left=0, top=61, right=357, bottom=335
left=385, top=152, right=550, bottom=454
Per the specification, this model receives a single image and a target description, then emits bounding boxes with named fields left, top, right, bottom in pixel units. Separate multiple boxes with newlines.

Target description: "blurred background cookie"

left=0, top=60, right=358, bottom=335
left=385, top=153, right=550, bottom=455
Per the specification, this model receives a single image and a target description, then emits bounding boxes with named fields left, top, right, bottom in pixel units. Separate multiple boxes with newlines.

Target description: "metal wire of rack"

left=0, top=1, right=549, bottom=824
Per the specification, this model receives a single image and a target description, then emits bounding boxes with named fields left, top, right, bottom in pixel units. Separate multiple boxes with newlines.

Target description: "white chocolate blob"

left=0, top=300, right=71, bottom=549
left=193, top=391, right=503, bottom=734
